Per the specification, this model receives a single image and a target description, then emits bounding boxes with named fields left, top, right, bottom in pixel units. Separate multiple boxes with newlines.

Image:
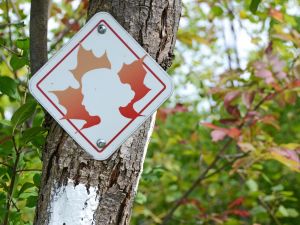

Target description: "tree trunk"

left=33, top=1, right=181, bottom=225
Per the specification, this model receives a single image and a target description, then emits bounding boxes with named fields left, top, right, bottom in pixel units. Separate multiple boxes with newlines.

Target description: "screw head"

left=98, top=24, right=107, bottom=34
left=96, top=139, right=106, bottom=148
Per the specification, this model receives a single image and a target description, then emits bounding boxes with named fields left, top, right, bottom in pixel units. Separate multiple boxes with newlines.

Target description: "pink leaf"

left=256, top=69, right=273, bottom=79
left=274, top=149, right=300, bottom=163
left=276, top=71, right=287, bottom=80
left=270, top=147, right=300, bottom=171
left=211, top=130, right=227, bottom=142
left=224, top=91, right=241, bottom=108
left=253, top=61, right=266, bottom=70
left=242, top=92, right=255, bottom=109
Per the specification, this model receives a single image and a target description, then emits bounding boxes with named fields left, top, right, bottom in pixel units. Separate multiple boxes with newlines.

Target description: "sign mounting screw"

left=97, top=139, right=106, bottom=148
left=98, top=24, right=107, bottom=34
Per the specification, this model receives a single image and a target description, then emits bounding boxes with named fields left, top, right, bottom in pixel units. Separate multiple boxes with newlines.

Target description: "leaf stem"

left=2, top=151, right=20, bottom=225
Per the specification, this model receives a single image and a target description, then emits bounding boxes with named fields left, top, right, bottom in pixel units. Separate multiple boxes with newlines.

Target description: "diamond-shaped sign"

left=29, top=12, right=173, bottom=160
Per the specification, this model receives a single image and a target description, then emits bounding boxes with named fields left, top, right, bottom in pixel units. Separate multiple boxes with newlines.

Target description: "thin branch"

left=161, top=138, right=233, bottom=225
left=30, top=0, right=49, bottom=74
left=5, top=0, right=12, bottom=47
left=227, top=2, right=240, bottom=68
left=204, top=152, right=250, bottom=180
left=0, top=162, right=12, bottom=168
left=17, top=169, right=42, bottom=173
left=8, top=0, right=26, bottom=35
left=258, top=197, right=282, bottom=225
left=10, top=199, right=20, bottom=212
left=0, top=43, right=21, bottom=56
left=2, top=152, right=20, bottom=225
left=222, top=20, right=232, bottom=70
left=0, top=21, right=24, bottom=29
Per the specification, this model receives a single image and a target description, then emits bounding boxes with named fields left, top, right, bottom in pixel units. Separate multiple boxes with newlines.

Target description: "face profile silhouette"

left=81, top=68, right=135, bottom=127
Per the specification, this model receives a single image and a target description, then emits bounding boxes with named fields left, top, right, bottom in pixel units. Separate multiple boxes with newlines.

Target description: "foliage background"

left=0, top=0, right=300, bottom=224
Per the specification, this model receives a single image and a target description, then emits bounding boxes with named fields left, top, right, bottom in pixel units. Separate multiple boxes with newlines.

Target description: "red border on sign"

left=36, top=19, right=166, bottom=154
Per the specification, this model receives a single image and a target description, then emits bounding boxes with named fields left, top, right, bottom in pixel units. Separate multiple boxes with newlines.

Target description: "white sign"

left=29, top=12, right=173, bottom=160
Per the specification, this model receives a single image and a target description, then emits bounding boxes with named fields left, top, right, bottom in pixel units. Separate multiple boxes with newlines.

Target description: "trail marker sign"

left=29, top=12, right=173, bottom=160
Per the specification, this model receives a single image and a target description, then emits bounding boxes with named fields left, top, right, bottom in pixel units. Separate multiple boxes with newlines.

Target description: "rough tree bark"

left=32, top=1, right=181, bottom=225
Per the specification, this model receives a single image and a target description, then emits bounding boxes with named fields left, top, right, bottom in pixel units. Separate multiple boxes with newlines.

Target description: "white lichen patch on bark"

left=49, top=179, right=99, bottom=225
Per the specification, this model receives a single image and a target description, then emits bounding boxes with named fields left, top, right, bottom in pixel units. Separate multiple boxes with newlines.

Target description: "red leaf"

left=219, top=118, right=239, bottom=125
left=226, top=105, right=241, bottom=118
left=70, top=22, right=81, bottom=31
left=202, top=122, right=221, bottom=130
left=70, top=45, right=111, bottom=85
left=51, top=87, right=101, bottom=130
left=157, top=104, right=188, bottom=121
left=227, top=209, right=250, bottom=218
left=118, top=56, right=151, bottom=119
left=0, top=136, right=12, bottom=145
left=269, top=8, right=284, bottom=22
left=228, top=197, right=245, bottom=209
left=180, top=199, right=206, bottom=213
left=173, top=103, right=188, bottom=113
left=50, top=45, right=114, bottom=130
left=227, top=128, right=241, bottom=139
left=288, top=80, right=300, bottom=88
left=61, top=16, right=69, bottom=26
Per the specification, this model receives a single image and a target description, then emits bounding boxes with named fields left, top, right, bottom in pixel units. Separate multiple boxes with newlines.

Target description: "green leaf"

left=11, top=101, right=37, bottom=128
left=21, top=127, right=47, bottom=144
left=10, top=55, right=28, bottom=71
left=16, top=38, right=29, bottom=51
left=272, top=184, right=284, bottom=192
left=246, top=179, right=258, bottom=192
left=250, top=0, right=261, bottom=14
left=26, top=195, right=38, bottom=208
left=0, top=120, right=11, bottom=127
left=14, top=21, right=26, bottom=28
left=277, top=205, right=289, bottom=217
left=0, top=76, right=20, bottom=100
left=135, top=192, right=147, bottom=204
left=211, top=6, right=223, bottom=17
left=33, top=173, right=41, bottom=187
left=18, top=182, right=35, bottom=197
left=287, top=208, right=299, bottom=218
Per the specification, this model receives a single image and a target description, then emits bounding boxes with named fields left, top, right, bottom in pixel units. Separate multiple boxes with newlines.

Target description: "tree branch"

left=5, top=0, right=12, bottom=47
left=30, top=0, right=49, bottom=74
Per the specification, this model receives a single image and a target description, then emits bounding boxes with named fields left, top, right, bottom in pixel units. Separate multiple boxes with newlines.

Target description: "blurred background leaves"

left=0, top=0, right=300, bottom=224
